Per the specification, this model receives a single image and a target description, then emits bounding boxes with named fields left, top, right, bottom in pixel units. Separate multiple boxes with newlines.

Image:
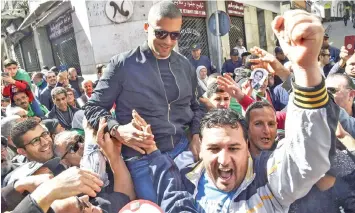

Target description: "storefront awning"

left=17, top=0, right=59, bottom=31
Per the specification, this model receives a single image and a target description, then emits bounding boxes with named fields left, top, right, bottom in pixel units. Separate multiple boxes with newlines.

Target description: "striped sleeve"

left=292, top=78, right=329, bottom=109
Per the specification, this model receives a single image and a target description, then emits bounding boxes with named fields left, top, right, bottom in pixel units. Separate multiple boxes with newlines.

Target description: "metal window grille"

left=21, top=35, right=40, bottom=72
left=257, top=9, right=267, bottom=51
left=228, top=16, right=246, bottom=50
left=14, top=43, right=25, bottom=69
left=178, top=16, right=209, bottom=58
left=50, top=31, right=81, bottom=74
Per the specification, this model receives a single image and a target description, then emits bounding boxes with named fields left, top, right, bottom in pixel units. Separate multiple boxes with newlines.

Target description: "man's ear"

left=17, top=148, right=27, bottom=157
left=350, top=90, right=355, bottom=99
left=144, top=22, right=149, bottom=32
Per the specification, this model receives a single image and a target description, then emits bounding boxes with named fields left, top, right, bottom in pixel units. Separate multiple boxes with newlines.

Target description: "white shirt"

left=233, top=46, right=247, bottom=57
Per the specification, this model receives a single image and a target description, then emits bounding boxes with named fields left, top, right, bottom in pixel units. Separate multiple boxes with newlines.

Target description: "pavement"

left=323, top=20, right=355, bottom=49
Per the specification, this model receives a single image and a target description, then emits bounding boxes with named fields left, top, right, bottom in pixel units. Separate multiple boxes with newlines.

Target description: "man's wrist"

left=30, top=184, right=56, bottom=212
left=292, top=64, right=322, bottom=87
left=110, top=124, right=120, bottom=137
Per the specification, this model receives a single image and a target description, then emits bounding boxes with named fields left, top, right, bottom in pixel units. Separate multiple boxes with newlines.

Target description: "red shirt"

left=2, top=80, right=34, bottom=102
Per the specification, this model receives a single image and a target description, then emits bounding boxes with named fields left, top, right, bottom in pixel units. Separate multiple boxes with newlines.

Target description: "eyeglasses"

left=24, top=131, right=51, bottom=148
left=61, top=136, right=84, bottom=159
left=322, top=54, right=330, bottom=57
left=153, top=29, right=181, bottom=40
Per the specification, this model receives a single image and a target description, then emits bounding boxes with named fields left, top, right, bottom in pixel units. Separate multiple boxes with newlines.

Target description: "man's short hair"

left=65, top=87, right=75, bottom=94
left=148, top=1, right=182, bottom=24
left=32, top=72, right=44, bottom=79
left=3, top=59, right=18, bottom=68
left=81, top=79, right=93, bottom=88
left=206, top=83, right=228, bottom=98
left=200, top=108, right=247, bottom=141
left=245, top=101, right=275, bottom=126
left=327, top=73, right=355, bottom=90
left=10, top=118, right=39, bottom=148
left=51, top=87, right=67, bottom=100
left=53, top=131, right=81, bottom=157
left=1, top=115, right=21, bottom=138
left=68, top=67, right=76, bottom=73
left=49, top=66, right=59, bottom=73
left=319, top=47, right=329, bottom=57
left=44, top=71, right=56, bottom=79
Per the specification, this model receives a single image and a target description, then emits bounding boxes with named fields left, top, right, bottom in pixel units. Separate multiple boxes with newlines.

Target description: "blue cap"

left=191, top=44, right=201, bottom=50
left=230, top=48, right=239, bottom=56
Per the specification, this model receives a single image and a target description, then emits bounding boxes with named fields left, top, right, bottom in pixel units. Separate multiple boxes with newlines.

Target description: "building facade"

left=2, top=0, right=284, bottom=74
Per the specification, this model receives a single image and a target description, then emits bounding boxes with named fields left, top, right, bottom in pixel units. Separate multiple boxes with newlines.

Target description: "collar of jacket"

left=139, top=41, right=179, bottom=64
left=186, top=156, right=255, bottom=198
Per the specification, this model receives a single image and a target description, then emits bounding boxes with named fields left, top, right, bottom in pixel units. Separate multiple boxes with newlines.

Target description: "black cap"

left=324, top=33, right=329, bottom=38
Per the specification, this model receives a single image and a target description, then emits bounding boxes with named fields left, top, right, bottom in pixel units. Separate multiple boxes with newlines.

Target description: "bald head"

left=148, top=1, right=181, bottom=24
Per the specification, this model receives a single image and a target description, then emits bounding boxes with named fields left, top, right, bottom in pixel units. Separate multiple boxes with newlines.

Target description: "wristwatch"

left=110, top=124, right=120, bottom=137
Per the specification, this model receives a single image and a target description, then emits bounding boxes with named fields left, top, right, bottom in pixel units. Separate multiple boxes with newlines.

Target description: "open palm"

left=217, top=74, right=243, bottom=99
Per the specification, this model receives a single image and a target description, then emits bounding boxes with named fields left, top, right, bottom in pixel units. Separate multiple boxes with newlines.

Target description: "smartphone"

left=1, top=72, right=9, bottom=77
left=345, top=35, right=355, bottom=55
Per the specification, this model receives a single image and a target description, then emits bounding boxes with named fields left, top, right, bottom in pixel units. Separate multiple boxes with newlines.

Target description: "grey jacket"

left=84, top=42, right=202, bottom=158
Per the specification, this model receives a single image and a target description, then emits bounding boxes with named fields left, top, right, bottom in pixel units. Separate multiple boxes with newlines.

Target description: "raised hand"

left=272, top=10, right=324, bottom=87
left=217, top=74, right=245, bottom=101
left=272, top=10, right=324, bottom=67
left=249, top=46, right=291, bottom=81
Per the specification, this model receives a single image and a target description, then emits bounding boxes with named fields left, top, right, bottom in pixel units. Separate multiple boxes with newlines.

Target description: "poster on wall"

left=172, top=0, right=206, bottom=17
left=226, top=1, right=244, bottom=17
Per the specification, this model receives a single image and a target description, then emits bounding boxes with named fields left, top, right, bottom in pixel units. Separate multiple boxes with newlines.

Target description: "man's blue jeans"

left=125, top=135, right=191, bottom=203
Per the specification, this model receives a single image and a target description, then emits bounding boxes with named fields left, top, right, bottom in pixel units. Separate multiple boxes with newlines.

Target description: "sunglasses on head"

left=61, top=135, right=84, bottom=159
left=153, top=29, right=181, bottom=40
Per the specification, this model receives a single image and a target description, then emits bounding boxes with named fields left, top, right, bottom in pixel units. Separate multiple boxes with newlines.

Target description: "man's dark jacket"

left=84, top=42, right=202, bottom=158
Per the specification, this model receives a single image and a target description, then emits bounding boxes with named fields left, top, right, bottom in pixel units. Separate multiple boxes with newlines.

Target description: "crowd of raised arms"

left=1, top=2, right=355, bottom=213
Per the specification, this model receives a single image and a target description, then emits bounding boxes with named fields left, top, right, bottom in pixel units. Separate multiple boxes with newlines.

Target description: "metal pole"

left=215, top=10, right=222, bottom=73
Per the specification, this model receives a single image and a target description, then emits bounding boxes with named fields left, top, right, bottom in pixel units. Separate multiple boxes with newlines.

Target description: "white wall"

left=84, top=1, right=152, bottom=66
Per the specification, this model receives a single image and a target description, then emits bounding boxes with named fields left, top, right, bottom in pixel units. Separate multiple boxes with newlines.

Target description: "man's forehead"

left=152, top=17, right=182, bottom=30
left=249, top=107, right=276, bottom=119
left=14, top=93, right=27, bottom=99
left=212, top=92, right=230, bottom=99
left=24, top=125, right=44, bottom=141
left=202, top=126, right=244, bottom=144
left=326, top=77, right=347, bottom=88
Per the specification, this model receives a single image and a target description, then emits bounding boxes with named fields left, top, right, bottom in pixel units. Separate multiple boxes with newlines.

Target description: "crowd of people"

left=1, top=2, right=355, bottom=213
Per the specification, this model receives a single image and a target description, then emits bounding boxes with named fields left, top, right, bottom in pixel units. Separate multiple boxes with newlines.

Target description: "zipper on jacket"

left=155, top=59, right=180, bottom=148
